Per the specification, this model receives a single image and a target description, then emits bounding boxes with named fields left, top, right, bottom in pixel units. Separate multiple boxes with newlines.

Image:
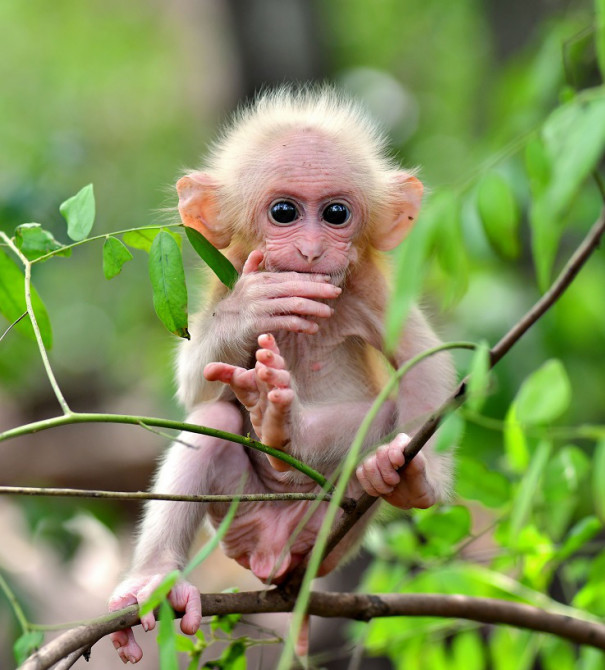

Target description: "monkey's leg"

left=109, top=401, right=247, bottom=664
left=355, top=433, right=437, bottom=510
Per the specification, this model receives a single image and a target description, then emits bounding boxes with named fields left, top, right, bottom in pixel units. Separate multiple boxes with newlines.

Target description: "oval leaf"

left=515, top=359, right=571, bottom=425
left=149, top=231, right=190, bottom=339
left=592, top=440, right=605, bottom=524
left=123, top=227, right=182, bottom=253
left=14, top=631, right=45, bottom=664
left=0, top=249, right=52, bottom=348
left=185, top=226, right=238, bottom=289
left=14, top=223, right=71, bottom=261
left=157, top=600, right=179, bottom=670
left=456, top=455, right=511, bottom=508
left=466, top=340, right=491, bottom=412
left=59, top=184, right=95, bottom=241
left=103, top=236, right=133, bottom=279
left=477, top=173, right=520, bottom=259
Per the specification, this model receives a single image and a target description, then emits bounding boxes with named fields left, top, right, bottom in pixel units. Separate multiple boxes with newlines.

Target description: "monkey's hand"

left=204, top=333, right=296, bottom=471
left=108, top=574, right=201, bottom=664
left=356, top=433, right=437, bottom=510
left=219, top=250, right=341, bottom=337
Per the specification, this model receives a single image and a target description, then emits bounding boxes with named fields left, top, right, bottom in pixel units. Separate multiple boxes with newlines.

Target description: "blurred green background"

left=1, top=0, right=604, bottom=668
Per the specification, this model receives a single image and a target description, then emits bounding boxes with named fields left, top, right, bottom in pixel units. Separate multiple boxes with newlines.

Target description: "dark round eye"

left=322, top=202, right=350, bottom=225
left=269, top=200, right=299, bottom=225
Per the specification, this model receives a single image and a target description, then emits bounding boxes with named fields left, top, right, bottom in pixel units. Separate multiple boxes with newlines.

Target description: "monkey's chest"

left=275, top=332, right=381, bottom=403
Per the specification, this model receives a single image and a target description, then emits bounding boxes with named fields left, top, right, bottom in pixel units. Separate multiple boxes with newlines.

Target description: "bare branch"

left=19, top=589, right=605, bottom=669
left=0, top=485, right=334, bottom=505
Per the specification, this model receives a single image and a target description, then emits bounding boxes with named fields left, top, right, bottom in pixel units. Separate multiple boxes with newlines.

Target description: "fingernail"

left=142, top=621, right=149, bottom=632
left=113, top=641, right=121, bottom=651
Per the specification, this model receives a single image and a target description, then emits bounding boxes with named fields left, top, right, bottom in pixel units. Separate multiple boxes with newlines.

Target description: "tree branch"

left=19, top=589, right=605, bottom=670
left=284, top=205, right=605, bottom=587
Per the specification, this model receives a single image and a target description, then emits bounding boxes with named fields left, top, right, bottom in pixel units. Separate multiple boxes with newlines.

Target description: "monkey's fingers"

left=168, top=581, right=203, bottom=635
left=110, top=627, right=143, bottom=664
left=394, top=453, right=437, bottom=509
left=243, top=249, right=264, bottom=274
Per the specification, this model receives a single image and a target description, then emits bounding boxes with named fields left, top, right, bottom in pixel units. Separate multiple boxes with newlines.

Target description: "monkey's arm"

left=109, top=401, right=245, bottom=663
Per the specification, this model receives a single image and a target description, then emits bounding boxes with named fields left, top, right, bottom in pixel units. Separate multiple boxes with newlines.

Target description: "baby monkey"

left=109, top=86, right=455, bottom=663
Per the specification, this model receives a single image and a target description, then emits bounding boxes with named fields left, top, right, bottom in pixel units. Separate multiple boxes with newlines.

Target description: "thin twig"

left=0, top=311, right=27, bottom=343
left=0, top=485, right=333, bottom=506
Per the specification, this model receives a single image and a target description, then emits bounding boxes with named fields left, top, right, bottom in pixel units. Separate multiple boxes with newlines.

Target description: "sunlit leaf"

left=0, top=249, right=52, bottom=348
left=456, top=455, right=511, bottom=508
left=476, top=173, right=521, bottom=259
left=123, top=227, right=182, bottom=253
left=556, top=516, right=601, bottom=562
left=466, top=340, right=491, bottom=412
left=218, top=640, right=246, bottom=670
left=504, top=404, right=529, bottom=472
left=184, top=496, right=240, bottom=576
left=597, top=0, right=605, bottom=80
left=451, top=630, right=484, bottom=670
left=139, top=570, right=180, bottom=617
left=157, top=600, right=179, bottom=670
left=515, top=359, right=571, bottom=425
left=415, top=505, right=471, bottom=545
left=211, top=612, right=242, bottom=634
left=384, top=195, right=438, bottom=352
left=540, top=638, right=576, bottom=670
left=148, top=231, right=190, bottom=339
left=434, top=412, right=464, bottom=454
left=59, top=183, right=95, bottom=241
left=14, top=223, right=71, bottom=261
left=13, top=631, right=44, bottom=664
left=185, top=227, right=238, bottom=289
left=592, top=440, right=605, bottom=523
left=543, top=445, right=589, bottom=502
left=509, top=441, right=552, bottom=544
left=103, top=236, right=133, bottom=279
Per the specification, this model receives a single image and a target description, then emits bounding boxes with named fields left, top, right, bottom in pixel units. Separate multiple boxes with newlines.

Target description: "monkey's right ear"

left=176, top=172, right=232, bottom=249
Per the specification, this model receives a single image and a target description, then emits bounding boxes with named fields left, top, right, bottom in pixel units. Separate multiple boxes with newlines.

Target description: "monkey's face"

left=252, top=132, right=367, bottom=280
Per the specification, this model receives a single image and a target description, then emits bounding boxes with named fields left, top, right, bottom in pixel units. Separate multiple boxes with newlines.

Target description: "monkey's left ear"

left=373, top=173, right=423, bottom=251
left=176, top=172, right=232, bottom=249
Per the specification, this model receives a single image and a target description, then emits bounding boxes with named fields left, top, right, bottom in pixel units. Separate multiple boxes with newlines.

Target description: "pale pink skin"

left=108, top=132, right=455, bottom=663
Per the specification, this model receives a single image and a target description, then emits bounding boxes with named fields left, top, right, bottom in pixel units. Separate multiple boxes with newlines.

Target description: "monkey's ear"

left=374, top=173, right=423, bottom=251
left=176, top=172, right=232, bottom=249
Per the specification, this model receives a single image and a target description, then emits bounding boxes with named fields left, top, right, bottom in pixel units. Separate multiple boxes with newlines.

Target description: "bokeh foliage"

left=1, top=0, right=605, bottom=668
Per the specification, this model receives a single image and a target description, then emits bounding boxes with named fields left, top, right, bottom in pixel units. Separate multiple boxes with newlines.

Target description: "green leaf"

left=13, top=631, right=44, bottom=664
left=504, top=403, right=530, bottom=472
left=138, top=570, right=180, bottom=617
left=175, top=634, right=197, bottom=653
left=219, top=640, right=247, bottom=669
left=476, top=173, right=521, bottom=259
left=157, top=600, right=179, bottom=670
left=524, top=135, right=551, bottom=197
left=515, top=359, right=571, bottom=425
left=540, top=639, right=576, bottom=670
left=211, top=612, right=242, bottom=635
left=466, top=340, right=491, bottom=412
left=597, top=0, right=605, bottom=80
left=543, top=445, right=589, bottom=502
left=384, top=199, right=436, bottom=352
left=59, top=184, right=95, bottom=241
left=556, top=516, right=602, bottom=562
left=149, top=231, right=190, bottom=339
left=433, top=412, right=464, bottom=454
left=103, top=236, right=133, bottom=279
left=184, top=496, right=240, bottom=576
left=592, top=440, right=605, bottom=523
left=415, top=505, right=472, bottom=545
left=451, top=630, right=484, bottom=670
left=0, top=249, right=52, bottom=348
left=509, top=441, right=552, bottom=544
left=123, top=227, right=182, bottom=253
left=185, top=227, right=238, bottom=289
left=531, top=90, right=605, bottom=288
left=14, top=224, right=71, bottom=261
left=432, top=192, right=468, bottom=306
left=456, top=455, right=511, bottom=508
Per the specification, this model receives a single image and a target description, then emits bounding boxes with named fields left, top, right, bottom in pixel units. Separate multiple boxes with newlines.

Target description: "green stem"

left=277, top=340, right=477, bottom=669
left=0, top=412, right=331, bottom=490
left=31, top=223, right=182, bottom=264
left=0, top=570, right=30, bottom=633
left=0, top=232, right=71, bottom=414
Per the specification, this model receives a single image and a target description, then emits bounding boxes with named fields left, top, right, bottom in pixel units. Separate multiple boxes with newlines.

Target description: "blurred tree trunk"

left=224, top=0, right=326, bottom=98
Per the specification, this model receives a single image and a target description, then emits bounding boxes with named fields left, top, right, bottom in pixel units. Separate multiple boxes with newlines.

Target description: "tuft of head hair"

left=195, top=84, right=407, bottom=246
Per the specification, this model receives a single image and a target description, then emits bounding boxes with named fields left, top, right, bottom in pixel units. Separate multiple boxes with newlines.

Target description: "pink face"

left=251, top=131, right=367, bottom=278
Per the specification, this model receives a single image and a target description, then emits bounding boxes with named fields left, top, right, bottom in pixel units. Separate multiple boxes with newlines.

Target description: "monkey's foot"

left=356, top=433, right=437, bottom=510
left=204, top=333, right=296, bottom=471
